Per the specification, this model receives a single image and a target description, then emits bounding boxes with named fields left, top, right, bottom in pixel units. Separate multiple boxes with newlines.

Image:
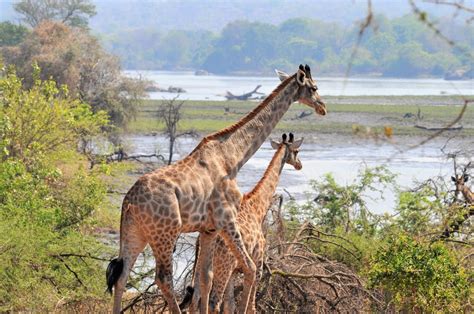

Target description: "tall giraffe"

left=188, top=133, right=304, bottom=314
left=106, top=65, right=326, bottom=314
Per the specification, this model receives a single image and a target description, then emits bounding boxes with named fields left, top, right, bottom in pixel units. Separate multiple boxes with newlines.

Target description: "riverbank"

left=129, top=95, right=474, bottom=140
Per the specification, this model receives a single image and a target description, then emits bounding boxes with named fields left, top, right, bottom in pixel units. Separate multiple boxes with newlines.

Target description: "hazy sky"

left=1, top=0, right=464, bottom=32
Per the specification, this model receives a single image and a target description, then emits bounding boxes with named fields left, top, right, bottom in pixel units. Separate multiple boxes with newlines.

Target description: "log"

left=414, top=124, right=463, bottom=131
left=225, top=85, right=264, bottom=100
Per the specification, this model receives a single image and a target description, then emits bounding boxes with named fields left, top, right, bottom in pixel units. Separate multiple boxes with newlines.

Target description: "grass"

left=129, top=96, right=474, bottom=137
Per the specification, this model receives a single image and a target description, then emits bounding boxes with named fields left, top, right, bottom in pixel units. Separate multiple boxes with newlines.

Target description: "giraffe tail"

left=179, top=286, right=195, bottom=310
left=106, top=257, right=124, bottom=294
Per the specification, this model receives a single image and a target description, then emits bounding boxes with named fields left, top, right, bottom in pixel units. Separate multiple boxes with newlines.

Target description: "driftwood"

left=295, top=111, right=312, bottom=119
left=225, top=85, right=264, bottom=100
left=88, top=149, right=165, bottom=169
left=415, top=124, right=463, bottom=131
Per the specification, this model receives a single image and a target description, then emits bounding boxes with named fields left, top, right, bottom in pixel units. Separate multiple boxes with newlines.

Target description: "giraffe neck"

left=195, top=75, right=298, bottom=177
left=245, top=145, right=287, bottom=224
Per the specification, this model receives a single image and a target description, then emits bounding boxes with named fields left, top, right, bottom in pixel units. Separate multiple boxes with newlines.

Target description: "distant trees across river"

left=103, top=15, right=472, bottom=78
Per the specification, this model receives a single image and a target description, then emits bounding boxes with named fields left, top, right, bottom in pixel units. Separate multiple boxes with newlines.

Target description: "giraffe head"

left=276, top=64, right=327, bottom=116
left=452, top=173, right=469, bottom=191
left=270, top=133, right=303, bottom=170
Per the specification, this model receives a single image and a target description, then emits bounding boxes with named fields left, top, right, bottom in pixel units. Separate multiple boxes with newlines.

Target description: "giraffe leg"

left=246, top=256, right=263, bottom=314
left=112, top=222, right=147, bottom=314
left=219, top=223, right=256, bottom=314
left=150, top=230, right=181, bottom=314
left=198, top=231, right=218, bottom=314
left=188, top=236, right=201, bottom=314
left=222, top=273, right=236, bottom=314
left=209, top=245, right=235, bottom=314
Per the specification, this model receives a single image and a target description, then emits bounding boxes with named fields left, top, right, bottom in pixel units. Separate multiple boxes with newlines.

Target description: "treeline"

left=102, top=15, right=472, bottom=77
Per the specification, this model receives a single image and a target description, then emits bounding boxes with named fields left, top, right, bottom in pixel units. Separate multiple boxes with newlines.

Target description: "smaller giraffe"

left=187, top=133, right=304, bottom=313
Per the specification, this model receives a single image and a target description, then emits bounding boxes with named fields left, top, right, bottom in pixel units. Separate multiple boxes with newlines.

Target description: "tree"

left=157, top=97, right=197, bottom=165
left=1, top=21, right=146, bottom=127
left=14, top=0, right=96, bottom=28
left=0, top=63, right=112, bottom=311
left=0, top=22, right=29, bottom=47
left=0, top=62, right=108, bottom=165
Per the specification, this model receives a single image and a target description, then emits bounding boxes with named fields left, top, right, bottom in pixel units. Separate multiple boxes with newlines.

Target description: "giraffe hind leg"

left=150, top=230, right=181, bottom=314
left=111, top=222, right=147, bottom=314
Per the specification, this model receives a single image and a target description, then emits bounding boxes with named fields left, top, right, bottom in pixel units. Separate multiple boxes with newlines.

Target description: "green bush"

left=0, top=64, right=114, bottom=311
left=368, top=235, right=470, bottom=312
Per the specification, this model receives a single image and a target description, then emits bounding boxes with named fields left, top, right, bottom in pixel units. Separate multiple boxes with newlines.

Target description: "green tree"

left=0, top=62, right=108, bottom=165
left=1, top=21, right=146, bottom=127
left=0, top=64, right=113, bottom=311
left=0, top=22, right=29, bottom=47
left=368, top=235, right=470, bottom=312
left=14, top=0, right=96, bottom=28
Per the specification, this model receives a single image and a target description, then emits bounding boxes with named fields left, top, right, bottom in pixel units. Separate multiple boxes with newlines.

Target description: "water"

left=122, top=134, right=468, bottom=215
left=125, top=70, right=474, bottom=100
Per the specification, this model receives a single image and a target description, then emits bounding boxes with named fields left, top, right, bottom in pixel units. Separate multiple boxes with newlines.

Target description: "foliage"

left=1, top=21, right=147, bottom=127
left=288, top=166, right=395, bottom=235
left=0, top=63, right=108, bottom=166
left=367, top=235, right=470, bottom=312
left=0, top=64, right=114, bottom=311
left=0, top=22, right=29, bottom=47
left=101, top=15, right=473, bottom=77
left=14, top=0, right=96, bottom=28
left=395, top=180, right=447, bottom=235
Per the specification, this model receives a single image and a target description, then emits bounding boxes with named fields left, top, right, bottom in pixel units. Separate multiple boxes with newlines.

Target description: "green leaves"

left=368, top=235, right=470, bottom=312
left=0, top=65, right=112, bottom=311
left=0, top=65, right=108, bottom=166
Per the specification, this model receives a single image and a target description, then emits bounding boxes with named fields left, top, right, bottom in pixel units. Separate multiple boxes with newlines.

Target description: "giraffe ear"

left=275, top=69, right=290, bottom=82
left=451, top=176, right=456, bottom=182
left=464, top=174, right=469, bottom=182
left=290, top=137, right=304, bottom=149
left=270, top=139, right=280, bottom=150
left=296, top=68, right=306, bottom=86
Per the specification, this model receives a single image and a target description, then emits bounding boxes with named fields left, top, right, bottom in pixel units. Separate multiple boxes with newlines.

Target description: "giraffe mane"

left=189, top=74, right=296, bottom=155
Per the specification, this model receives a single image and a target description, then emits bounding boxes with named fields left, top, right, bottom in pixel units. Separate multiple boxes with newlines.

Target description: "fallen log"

left=225, top=85, right=264, bottom=100
left=414, top=124, right=463, bottom=131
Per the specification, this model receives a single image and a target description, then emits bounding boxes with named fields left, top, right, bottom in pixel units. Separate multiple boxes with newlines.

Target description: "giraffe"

left=187, top=133, right=304, bottom=314
left=106, top=64, right=326, bottom=314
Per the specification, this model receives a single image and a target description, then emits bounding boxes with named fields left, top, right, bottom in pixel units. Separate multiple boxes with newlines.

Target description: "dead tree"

left=225, top=85, right=264, bottom=100
left=157, top=96, right=197, bottom=165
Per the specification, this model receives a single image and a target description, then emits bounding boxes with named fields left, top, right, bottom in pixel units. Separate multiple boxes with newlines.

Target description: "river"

left=123, top=134, right=468, bottom=215
left=125, top=70, right=474, bottom=100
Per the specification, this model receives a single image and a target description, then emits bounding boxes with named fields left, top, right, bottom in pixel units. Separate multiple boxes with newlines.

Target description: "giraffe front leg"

left=222, top=274, right=236, bottom=314
left=247, top=254, right=264, bottom=314
left=197, top=231, right=217, bottom=314
left=219, top=223, right=256, bottom=314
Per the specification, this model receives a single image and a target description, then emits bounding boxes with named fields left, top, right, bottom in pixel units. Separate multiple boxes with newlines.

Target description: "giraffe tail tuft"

left=179, top=285, right=195, bottom=310
left=106, top=258, right=124, bottom=294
